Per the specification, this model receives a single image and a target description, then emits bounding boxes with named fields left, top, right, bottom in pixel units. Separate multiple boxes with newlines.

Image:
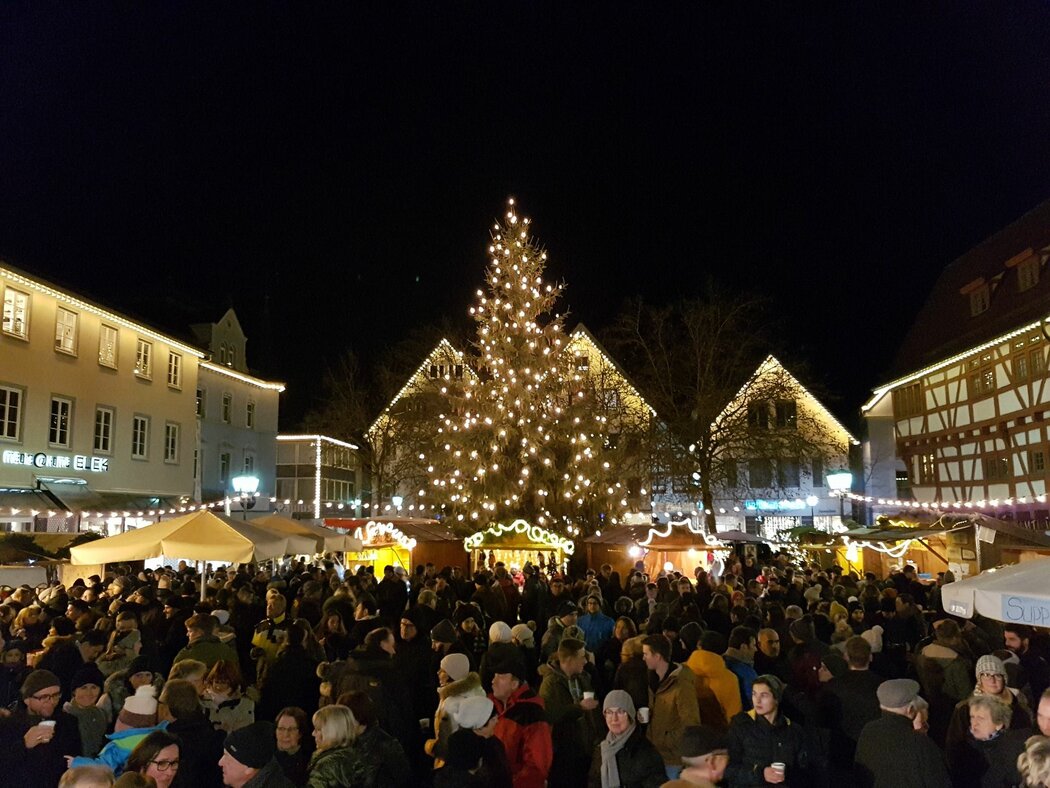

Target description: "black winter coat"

left=0, top=706, right=83, bottom=788
left=169, top=712, right=225, bottom=788
left=725, top=710, right=810, bottom=787
left=854, top=711, right=950, bottom=788
left=586, top=725, right=666, bottom=788
left=817, top=668, right=882, bottom=769
left=258, top=647, right=320, bottom=722
left=948, top=728, right=1030, bottom=788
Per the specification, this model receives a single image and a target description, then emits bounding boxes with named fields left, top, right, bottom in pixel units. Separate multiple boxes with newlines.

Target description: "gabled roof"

left=716, top=355, right=859, bottom=445
left=367, top=338, right=472, bottom=437
left=889, top=198, right=1050, bottom=381
left=568, top=323, right=657, bottom=416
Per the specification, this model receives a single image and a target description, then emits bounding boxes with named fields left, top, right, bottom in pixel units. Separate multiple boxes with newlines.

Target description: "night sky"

left=3, top=4, right=1050, bottom=430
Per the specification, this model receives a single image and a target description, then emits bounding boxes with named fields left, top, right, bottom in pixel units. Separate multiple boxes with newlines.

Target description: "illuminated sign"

left=2, top=450, right=109, bottom=473
left=744, top=498, right=806, bottom=512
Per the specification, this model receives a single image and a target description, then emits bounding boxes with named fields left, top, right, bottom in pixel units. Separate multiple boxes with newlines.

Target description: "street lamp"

left=805, top=495, right=818, bottom=523
left=231, top=475, right=260, bottom=521
left=826, top=469, right=853, bottom=523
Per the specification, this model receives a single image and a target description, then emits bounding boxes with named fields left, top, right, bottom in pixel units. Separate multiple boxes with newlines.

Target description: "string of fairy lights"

left=846, top=490, right=1050, bottom=512
left=421, top=198, right=642, bottom=532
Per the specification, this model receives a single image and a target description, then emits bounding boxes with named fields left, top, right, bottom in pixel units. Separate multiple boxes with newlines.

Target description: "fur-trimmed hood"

left=438, top=671, right=482, bottom=701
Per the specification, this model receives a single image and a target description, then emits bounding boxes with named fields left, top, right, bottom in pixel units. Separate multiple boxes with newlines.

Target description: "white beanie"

left=861, top=624, right=884, bottom=654
left=440, top=652, right=471, bottom=682
left=455, top=696, right=495, bottom=730
left=489, top=621, right=512, bottom=644
left=118, top=684, right=158, bottom=728
left=511, top=623, right=534, bottom=647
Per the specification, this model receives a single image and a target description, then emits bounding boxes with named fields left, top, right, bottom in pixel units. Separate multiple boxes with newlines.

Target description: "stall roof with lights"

left=324, top=517, right=460, bottom=542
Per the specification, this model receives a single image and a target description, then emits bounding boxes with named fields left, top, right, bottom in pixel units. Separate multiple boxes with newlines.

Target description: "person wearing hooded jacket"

left=686, top=629, right=743, bottom=731
left=725, top=674, right=809, bottom=788
left=426, top=652, right=486, bottom=766
left=489, top=650, right=553, bottom=788
left=539, top=637, right=602, bottom=788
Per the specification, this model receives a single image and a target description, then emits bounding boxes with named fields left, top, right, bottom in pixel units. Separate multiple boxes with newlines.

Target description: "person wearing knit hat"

left=454, top=696, right=496, bottom=731
left=12, top=670, right=85, bottom=785
left=117, top=684, right=158, bottom=730
left=440, top=653, right=471, bottom=683
left=724, top=674, right=806, bottom=787
left=427, top=652, right=485, bottom=767
left=489, top=621, right=513, bottom=644
left=976, top=653, right=1007, bottom=681
left=218, top=721, right=290, bottom=787
left=510, top=623, right=535, bottom=648
left=430, top=618, right=459, bottom=647
left=593, top=689, right=664, bottom=788
left=66, top=663, right=109, bottom=756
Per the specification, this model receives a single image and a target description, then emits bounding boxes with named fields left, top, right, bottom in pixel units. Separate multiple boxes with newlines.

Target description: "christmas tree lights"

left=421, top=199, right=639, bottom=536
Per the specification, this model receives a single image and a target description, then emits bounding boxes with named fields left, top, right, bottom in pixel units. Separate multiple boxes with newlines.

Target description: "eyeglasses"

left=276, top=725, right=299, bottom=733
left=150, top=759, right=179, bottom=772
left=603, top=708, right=629, bottom=718
left=31, top=691, right=61, bottom=702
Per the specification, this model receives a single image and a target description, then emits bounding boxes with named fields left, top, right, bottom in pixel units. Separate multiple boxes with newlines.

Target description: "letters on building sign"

left=744, top=498, right=807, bottom=512
left=2, top=450, right=109, bottom=473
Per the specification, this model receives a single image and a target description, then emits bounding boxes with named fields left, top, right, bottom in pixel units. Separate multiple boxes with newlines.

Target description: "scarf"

left=600, top=722, right=636, bottom=788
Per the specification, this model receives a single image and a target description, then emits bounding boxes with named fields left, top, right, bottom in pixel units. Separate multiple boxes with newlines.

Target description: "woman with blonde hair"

left=307, top=704, right=369, bottom=788
left=1019, top=735, right=1050, bottom=788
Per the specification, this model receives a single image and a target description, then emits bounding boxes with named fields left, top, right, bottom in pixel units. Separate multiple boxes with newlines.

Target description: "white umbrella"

left=251, top=514, right=363, bottom=552
left=941, top=557, right=1050, bottom=625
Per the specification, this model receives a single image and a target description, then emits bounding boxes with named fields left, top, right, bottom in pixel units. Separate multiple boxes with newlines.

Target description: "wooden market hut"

left=324, top=517, right=466, bottom=574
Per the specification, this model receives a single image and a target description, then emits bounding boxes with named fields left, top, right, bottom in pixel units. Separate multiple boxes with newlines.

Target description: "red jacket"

left=491, top=684, right=552, bottom=788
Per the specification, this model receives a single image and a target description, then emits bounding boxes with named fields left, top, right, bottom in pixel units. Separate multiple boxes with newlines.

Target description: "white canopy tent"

left=941, top=556, right=1050, bottom=626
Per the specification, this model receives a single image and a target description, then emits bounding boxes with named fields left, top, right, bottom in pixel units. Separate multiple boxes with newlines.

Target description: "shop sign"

left=2, top=450, right=109, bottom=473
left=744, top=498, right=806, bottom=511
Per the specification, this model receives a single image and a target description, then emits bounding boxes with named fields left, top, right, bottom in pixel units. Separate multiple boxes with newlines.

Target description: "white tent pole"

left=200, top=560, right=207, bottom=602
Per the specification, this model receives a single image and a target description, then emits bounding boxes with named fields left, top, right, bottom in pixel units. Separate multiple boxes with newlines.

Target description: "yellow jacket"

left=685, top=648, right=743, bottom=727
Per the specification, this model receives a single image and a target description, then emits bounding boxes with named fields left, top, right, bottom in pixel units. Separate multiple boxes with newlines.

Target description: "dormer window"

left=1018, top=256, right=1040, bottom=292
left=969, top=284, right=990, bottom=316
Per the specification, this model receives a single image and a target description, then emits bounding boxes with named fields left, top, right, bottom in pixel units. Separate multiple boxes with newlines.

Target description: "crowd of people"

left=1, top=552, right=1050, bottom=788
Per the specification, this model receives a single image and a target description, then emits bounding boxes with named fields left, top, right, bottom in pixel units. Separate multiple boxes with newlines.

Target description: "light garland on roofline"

left=848, top=491, right=1049, bottom=511
left=463, top=518, right=575, bottom=555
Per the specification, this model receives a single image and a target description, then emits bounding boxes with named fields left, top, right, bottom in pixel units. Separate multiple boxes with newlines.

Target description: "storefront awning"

left=0, top=488, right=62, bottom=517
left=40, top=482, right=184, bottom=514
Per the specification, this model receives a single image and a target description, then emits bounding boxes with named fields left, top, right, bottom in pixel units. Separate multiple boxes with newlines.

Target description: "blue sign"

left=1001, top=594, right=1050, bottom=626
left=744, top=499, right=806, bottom=512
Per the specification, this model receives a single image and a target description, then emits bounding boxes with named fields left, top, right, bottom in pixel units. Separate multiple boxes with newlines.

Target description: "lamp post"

left=231, top=475, right=260, bottom=521
left=805, top=495, right=818, bottom=524
left=826, top=469, right=853, bottom=527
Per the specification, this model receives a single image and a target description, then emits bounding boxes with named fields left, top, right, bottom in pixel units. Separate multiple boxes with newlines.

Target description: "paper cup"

left=583, top=691, right=595, bottom=700
left=771, top=762, right=785, bottom=774
left=39, top=720, right=56, bottom=728
left=637, top=706, right=650, bottom=723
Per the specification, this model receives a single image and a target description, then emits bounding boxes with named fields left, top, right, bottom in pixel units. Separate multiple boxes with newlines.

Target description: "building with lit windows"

left=191, top=309, right=284, bottom=507
left=864, top=199, right=1050, bottom=535
left=275, top=434, right=364, bottom=519
left=0, top=263, right=203, bottom=532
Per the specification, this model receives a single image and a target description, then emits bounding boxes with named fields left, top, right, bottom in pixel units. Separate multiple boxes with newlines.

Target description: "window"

left=603, top=389, right=621, bottom=409
left=221, top=393, right=232, bottom=423
left=893, top=382, right=924, bottom=418
left=54, top=308, right=77, bottom=354
left=164, top=423, right=179, bottom=463
left=2, top=288, right=29, bottom=339
left=219, top=343, right=227, bottom=364
left=429, top=364, right=439, bottom=379
left=968, top=353, right=995, bottom=398
left=726, top=461, right=739, bottom=488
left=167, top=352, right=182, bottom=388
left=0, top=386, right=21, bottom=441
left=228, top=347, right=236, bottom=368
left=1014, top=350, right=1029, bottom=382
left=778, top=458, right=801, bottom=487
left=246, top=401, right=255, bottom=429
left=135, top=339, right=153, bottom=379
left=94, top=407, right=114, bottom=453
left=775, top=400, right=797, bottom=429
left=196, top=388, right=204, bottom=417
left=970, top=285, right=990, bottom=316
left=748, top=402, right=770, bottom=430
left=1018, top=257, right=1040, bottom=292
left=918, top=452, right=937, bottom=485
left=454, top=364, right=464, bottom=379
left=98, top=325, right=118, bottom=368
left=132, top=415, right=149, bottom=459
left=575, top=355, right=590, bottom=371
left=1033, top=347, right=1048, bottom=377
left=811, top=455, right=825, bottom=487
left=219, top=452, right=231, bottom=483
left=983, top=454, right=1010, bottom=481
left=243, top=452, right=255, bottom=473
left=1029, top=449, right=1045, bottom=474
left=193, top=449, right=199, bottom=480
left=48, top=397, right=72, bottom=447
left=749, top=458, right=772, bottom=487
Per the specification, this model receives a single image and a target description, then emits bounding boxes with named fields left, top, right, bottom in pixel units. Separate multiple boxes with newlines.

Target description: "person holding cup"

left=539, top=638, right=602, bottom=788
left=587, top=689, right=665, bottom=788
left=0, top=668, right=83, bottom=786
left=725, top=674, right=808, bottom=786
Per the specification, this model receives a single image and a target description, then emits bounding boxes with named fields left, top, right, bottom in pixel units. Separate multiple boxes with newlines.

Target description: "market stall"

left=324, top=517, right=463, bottom=574
left=941, top=556, right=1050, bottom=623
left=462, top=520, right=574, bottom=575
left=586, top=521, right=731, bottom=578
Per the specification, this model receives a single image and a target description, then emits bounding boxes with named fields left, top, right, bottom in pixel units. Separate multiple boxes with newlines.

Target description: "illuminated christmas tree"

left=424, top=199, right=637, bottom=535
